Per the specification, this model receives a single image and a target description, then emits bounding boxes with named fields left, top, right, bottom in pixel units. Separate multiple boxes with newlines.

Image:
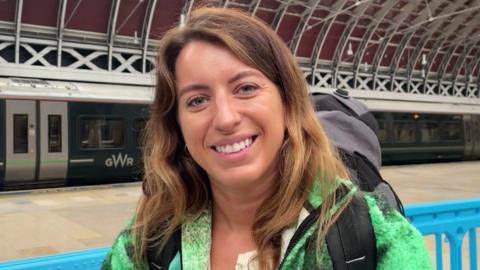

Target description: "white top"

left=230, top=207, right=310, bottom=270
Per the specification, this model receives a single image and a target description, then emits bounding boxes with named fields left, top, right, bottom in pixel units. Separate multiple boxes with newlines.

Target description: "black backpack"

left=312, top=89, right=404, bottom=270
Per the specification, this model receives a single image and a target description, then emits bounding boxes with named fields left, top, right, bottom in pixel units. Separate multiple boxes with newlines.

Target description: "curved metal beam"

left=310, top=0, right=349, bottom=86
left=14, top=0, right=23, bottom=64
left=272, top=0, right=293, bottom=32
left=249, top=0, right=262, bottom=16
left=371, top=0, right=419, bottom=89
left=310, top=0, right=348, bottom=66
left=116, top=0, right=144, bottom=34
left=435, top=45, right=456, bottom=95
left=435, top=7, right=479, bottom=92
left=425, top=19, right=480, bottom=81
left=438, top=29, right=478, bottom=80
left=447, top=36, right=480, bottom=88
left=64, top=0, right=83, bottom=27
left=406, top=0, right=469, bottom=91
left=407, top=2, right=472, bottom=91
left=142, top=0, right=157, bottom=74
left=451, top=43, right=475, bottom=88
left=183, top=0, right=195, bottom=17
left=352, top=0, right=397, bottom=82
left=331, top=2, right=370, bottom=87
left=466, top=41, right=480, bottom=78
left=447, top=23, right=480, bottom=86
left=107, top=0, right=121, bottom=71
left=389, top=0, right=443, bottom=83
left=477, top=59, right=480, bottom=98
left=416, top=0, right=472, bottom=81
left=219, top=0, right=229, bottom=8
left=57, top=0, right=67, bottom=67
left=290, top=0, right=321, bottom=55
left=464, top=42, right=480, bottom=94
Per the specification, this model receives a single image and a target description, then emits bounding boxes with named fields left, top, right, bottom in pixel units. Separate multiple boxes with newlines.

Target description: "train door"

left=463, top=114, right=478, bottom=159
left=5, top=100, right=37, bottom=182
left=463, top=115, right=473, bottom=159
left=5, top=100, right=68, bottom=185
left=0, top=99, right=5, bottom=186
left=473, top=115, right=480, bottom=158
left=38, top=101, right=68, bottom=180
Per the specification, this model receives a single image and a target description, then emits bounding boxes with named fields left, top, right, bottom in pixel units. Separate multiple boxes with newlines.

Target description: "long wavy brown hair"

left=134, top=7, right=350, bottom=269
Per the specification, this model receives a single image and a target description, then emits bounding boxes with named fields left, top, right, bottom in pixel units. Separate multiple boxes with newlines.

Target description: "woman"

left=102, top=7, right=433, bottom=270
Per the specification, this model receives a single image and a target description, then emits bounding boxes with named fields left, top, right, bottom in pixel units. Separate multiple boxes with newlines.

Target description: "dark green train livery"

left=373, top=112, right=480, bottom=164
left=0, top=78, right=479, bottom=190
left=0, top=78, right=150, bottom=191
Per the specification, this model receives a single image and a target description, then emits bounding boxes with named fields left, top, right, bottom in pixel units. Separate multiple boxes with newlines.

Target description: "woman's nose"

left=212, top=94, right=241, bottom=133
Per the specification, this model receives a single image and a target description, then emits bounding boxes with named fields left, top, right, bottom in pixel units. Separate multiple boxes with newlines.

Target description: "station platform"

left=0, top=161, right=479, bottom=263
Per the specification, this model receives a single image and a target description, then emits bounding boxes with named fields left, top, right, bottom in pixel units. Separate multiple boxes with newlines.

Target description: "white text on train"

left=105, top=153, right=134, bottom=168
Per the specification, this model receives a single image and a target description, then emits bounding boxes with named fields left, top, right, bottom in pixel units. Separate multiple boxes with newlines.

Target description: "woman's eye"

left=187, top=96, right=208, bottom=108
left=238, top=84, right=258, bottom=94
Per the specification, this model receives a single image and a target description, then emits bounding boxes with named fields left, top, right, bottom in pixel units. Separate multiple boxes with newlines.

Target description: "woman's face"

left=175, top=41, right=286, bottom=190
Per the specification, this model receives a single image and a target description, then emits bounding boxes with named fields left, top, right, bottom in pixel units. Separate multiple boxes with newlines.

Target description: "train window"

left=13, top=114, right=28, bottom=153
left=133, top=118, right=147, bottom=148
left=392, top=113, right=415, bottom=120
left=442, top=122, right=462, bottom=141
left=377, top=120, right=388, bottom=143
left=373, top=112, right=389, bottom=143
left=79, top=117, right=124, bottom=149
left=420, top=122, right=440, bottom=142
left=393, top=122, right=416, bottom=143
left=48, top=115, right=62, bottom=152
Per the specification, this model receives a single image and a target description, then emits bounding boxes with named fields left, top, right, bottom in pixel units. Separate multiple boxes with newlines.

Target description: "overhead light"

left=347, top=42, right=353, bottom=56
left=422, top=53, right=427, bottom=65
left=133, top=31, right=139, bottom=44
left=421, top=69, right=425, bottom=78
left=180, top=13, right=186, bottom=28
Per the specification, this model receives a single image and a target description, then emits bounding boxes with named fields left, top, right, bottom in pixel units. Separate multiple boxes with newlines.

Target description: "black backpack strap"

left=350, top=150, right=405, bottom=216
left=147, top=228, right=182, bottom=270
left=326, top=195, right=376, bottom=270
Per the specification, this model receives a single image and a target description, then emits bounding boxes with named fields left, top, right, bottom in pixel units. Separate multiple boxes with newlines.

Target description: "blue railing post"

left=446, top=229, right=465, bottom=270
left=469, top=228, right=477, bottom=270
left=435, top=233, right=443, bottom=270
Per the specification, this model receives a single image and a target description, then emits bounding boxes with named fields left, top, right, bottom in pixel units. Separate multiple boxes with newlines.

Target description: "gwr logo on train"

left=105, top=153, right=134, bottom=168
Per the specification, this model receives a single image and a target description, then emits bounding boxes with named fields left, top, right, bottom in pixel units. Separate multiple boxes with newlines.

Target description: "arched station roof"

left=0, top=0, right=479, bottom=95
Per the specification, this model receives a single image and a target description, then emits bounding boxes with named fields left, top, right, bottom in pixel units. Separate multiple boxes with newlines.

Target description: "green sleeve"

left=101, top=220, right=137, bottom=270
left=365, top=195, right=434, bottom=270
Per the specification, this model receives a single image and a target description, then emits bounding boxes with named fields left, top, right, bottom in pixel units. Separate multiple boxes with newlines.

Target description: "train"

left=1, top=78, right=479, bottom=190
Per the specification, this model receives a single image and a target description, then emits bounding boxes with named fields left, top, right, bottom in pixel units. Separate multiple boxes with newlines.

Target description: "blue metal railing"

left=0, top=247, right=109, bottom=270
left=0, top=198, right=479, bottom=270
left=405, top=198, right=480, bottom=270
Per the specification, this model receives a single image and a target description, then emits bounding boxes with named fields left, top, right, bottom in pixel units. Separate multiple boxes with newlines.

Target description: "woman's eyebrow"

left=227, top=70, right=263, bottom=84
left=178, top=70, right=263, bottom=97
left=178, top=84, right=209, bottom=98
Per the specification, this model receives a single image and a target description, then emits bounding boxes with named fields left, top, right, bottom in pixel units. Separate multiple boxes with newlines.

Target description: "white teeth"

left=214, top=138, right=253, bottom=154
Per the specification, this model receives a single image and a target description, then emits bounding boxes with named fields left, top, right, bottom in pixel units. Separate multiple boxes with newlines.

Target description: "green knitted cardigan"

left=102, top=181, right=433, bottom=270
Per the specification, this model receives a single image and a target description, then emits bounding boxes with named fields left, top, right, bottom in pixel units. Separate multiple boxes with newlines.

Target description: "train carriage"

left=0, top=78, right=152, bottom=190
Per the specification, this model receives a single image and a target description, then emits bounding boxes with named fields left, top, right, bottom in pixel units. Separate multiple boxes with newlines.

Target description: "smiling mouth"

left=212, top=136, right=257, bottom=154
